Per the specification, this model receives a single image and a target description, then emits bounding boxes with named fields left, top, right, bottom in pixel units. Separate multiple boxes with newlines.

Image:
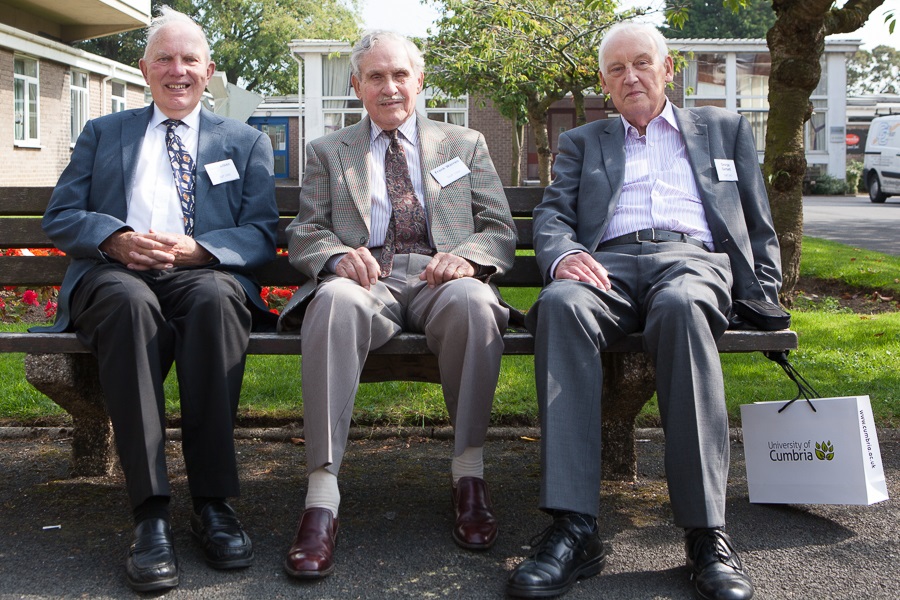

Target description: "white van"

left=863, top=114, right=900, bottom=203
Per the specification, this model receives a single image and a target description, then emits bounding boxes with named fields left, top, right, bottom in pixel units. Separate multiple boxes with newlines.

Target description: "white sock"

left=305, top=468, right=340, bottom=518
left=451, top=446, right=484, bottom=483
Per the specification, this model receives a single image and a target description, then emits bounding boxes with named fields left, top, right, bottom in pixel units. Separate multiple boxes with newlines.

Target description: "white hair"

left=598, top=22, right=669, bottom=75
left=350, top=30, right=425, bottom=78
left=144, top=5, right=211, bottom=61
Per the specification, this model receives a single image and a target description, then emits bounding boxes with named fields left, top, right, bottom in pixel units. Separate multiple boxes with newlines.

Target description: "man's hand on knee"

left=554, top=252, right=611, bottom=290
left=420, top=252, right=475, bottom=288
left=335, top=247, right=380, bottom=290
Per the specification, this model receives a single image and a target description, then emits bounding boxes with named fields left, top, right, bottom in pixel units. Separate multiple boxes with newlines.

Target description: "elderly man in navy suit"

left=507, top=23, right=782, bottom=600
left=39, top=6, right=278, bottom=592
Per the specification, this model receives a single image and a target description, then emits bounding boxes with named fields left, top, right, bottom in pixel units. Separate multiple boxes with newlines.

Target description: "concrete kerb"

left=2, top=425, right=898, bottom=443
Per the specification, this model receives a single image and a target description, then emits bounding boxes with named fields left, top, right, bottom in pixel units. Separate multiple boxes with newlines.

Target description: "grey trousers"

left=526, top=242, right=734, bottom=528
left=301, top=253, right=509, bottom=476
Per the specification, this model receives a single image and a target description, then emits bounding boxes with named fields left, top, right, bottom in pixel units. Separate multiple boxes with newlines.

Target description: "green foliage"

left=76, top=0, right=360, bottom=95
left=663, top=0, right=774, bottom=38
left=847, top=45, right=900, bottom=95
left=808, top=173, right=852, bottom=196
left=425, top=0, right=623, bottom=183
left=846, top=159, right=864, bottom=194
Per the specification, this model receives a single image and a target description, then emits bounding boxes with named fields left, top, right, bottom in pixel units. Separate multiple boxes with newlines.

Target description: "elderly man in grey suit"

left=277, top=31, right=516, bottom=579
left=39, top=7, right=278, bottom=592
left=507, top=23, right=781, bottom=600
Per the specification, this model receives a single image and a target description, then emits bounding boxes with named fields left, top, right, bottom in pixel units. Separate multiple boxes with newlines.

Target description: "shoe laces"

left=689, top=529, right=743, bottom=571
left=528, top=516, right=591, bottom=558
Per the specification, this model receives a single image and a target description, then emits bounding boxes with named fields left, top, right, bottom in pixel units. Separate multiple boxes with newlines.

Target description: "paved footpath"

left=0, top=427, right=898, bottom=599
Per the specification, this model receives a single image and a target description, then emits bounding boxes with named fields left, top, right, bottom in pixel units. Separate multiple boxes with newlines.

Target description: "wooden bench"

left=0, top=186, right=798, bottom=480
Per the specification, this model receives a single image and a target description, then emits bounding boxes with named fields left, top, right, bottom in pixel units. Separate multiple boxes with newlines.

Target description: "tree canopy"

left=847, top=45, right=900, bottom=95
left=426, top=0, right=623, bottom=185
left=662, top=0, right=775, bottom=38
left=77, top=0, right=360, bottom=95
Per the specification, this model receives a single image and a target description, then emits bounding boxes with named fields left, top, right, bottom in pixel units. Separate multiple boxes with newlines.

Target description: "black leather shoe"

left=125, top=518, right=179, bottom=592
left=685, top=528, right=755, bottom=600
left=190, top=501, right=254, bottom=569
left=506, top=513, right=607, bottom=598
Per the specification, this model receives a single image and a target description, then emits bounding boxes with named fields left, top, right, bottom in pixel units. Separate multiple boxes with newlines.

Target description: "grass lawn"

left=1, top=236, right=898, bottom=428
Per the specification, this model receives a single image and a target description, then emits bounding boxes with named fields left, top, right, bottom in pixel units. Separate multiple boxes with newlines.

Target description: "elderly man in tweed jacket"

left=277, top=31, right=516, bottom=579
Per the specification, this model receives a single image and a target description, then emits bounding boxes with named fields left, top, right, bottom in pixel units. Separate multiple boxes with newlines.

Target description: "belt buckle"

left=648, top=228, right=661, bottom=243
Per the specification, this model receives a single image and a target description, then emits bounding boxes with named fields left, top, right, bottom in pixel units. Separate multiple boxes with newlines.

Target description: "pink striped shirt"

left=603, top=101, right=713, bottom=248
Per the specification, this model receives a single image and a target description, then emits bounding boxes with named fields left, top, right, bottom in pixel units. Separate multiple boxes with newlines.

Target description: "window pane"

left=738, top=111, right=767, bottom=151
left=28, top=83, right=38, bottom=137
left=112, top=81, right=125, bottom=96
left=14, top=79, right=25, bottom=140
left=686, top=53, right=726, bottom=98
left=736, top=53, right=770, bottom=97
left=685, top=98, right=726, bottom=108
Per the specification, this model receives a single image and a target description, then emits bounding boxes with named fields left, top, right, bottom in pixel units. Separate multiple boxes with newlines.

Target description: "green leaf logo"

left=815, top=440, right=835, bottom=461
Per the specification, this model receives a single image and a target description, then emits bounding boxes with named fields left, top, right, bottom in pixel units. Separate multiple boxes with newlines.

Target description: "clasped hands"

left=100, top=230, right=213, bottom=271
left=554, top=252, right=612, bottom=290
left=335, top=247, right=475, bottom=290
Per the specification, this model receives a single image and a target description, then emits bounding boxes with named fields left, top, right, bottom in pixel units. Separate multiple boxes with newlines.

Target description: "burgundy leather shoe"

left=283, top=507, right=339, bottom=579
left=451, top=477, right=498, bottom=550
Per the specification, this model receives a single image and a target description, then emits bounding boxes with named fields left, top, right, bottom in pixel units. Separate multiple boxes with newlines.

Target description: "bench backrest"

left=0, top=186, right=544, bottom=289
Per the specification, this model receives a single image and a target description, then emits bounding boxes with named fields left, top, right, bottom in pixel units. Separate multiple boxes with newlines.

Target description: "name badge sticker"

left=430, top=157, right=471, bottom=187
left=205, top=159, right=240, bottom=185
left=714, top=159, right=739, bottom=182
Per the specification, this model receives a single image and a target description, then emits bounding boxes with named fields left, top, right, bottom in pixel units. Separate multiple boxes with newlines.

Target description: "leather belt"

left=599, top=229, right=707, bottom=250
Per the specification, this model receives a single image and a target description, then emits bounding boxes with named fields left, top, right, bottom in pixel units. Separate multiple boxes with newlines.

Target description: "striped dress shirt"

left=604, top=101, right=713, bottom=248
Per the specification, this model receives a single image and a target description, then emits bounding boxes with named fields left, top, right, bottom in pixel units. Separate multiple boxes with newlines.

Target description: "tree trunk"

left=766, top=0, right=886, bottom=301
left=528, top=110, right=552, bottom=186
left=511, top=119, right=523, bottom=186
left=573, top=88, right=587, bottom=127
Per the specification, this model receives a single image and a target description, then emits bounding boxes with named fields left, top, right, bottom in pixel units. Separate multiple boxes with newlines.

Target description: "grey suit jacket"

left=277, top=114, right=516, bottom=330
left=38, top=104, right=279, bottom=333
left=533, top=105, right=782, bottom=305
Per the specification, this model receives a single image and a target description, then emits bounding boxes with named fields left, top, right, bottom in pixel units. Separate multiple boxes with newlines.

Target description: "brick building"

left=1, top=1, right=151, bottom=186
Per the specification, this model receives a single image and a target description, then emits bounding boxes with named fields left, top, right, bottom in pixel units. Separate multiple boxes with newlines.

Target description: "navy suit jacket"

left=38, top=104, right=279, bottom=332
left=533, top=105, right=782, bottom=305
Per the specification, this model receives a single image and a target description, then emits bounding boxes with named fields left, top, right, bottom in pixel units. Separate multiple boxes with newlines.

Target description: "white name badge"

left=430, top=157, right=471, bottom=187
left=205, top=159, right=240, bottom=185
left=714, top=159, right=739, bottom=182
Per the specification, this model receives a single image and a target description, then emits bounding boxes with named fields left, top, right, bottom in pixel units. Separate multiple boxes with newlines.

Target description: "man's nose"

left=623, top=66, right=638, bottom=84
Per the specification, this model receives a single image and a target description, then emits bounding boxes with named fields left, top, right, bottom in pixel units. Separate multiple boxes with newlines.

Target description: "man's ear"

left=351, top=75, right=362, bottom=98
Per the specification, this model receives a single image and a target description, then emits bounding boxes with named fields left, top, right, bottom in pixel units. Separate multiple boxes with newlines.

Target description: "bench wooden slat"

left=0, top=219, right=53, bottom=249
left=0, top=329, right=798, bottom=356
left=0, top=187, right=54, bottom=215
left=0, top=256, right=69, bottom=286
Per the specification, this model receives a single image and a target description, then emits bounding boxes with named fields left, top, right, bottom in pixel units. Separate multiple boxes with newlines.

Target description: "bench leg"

left=601, top=352, right=657, bottom=482
left=24, top=354, right=116, bottom=477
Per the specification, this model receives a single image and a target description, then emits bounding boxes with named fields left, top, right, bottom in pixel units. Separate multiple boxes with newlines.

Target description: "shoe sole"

left=452, top=529, right=498, bottom=551
left=204, top=554, right=254, bottom=570
left=506, top=552, right=607, bottom=598
left=126, top=573, right=179, bottom=593
left=283, top=559, right=335, bottom=579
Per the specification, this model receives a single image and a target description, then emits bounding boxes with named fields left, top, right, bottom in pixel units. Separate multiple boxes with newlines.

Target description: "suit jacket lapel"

left=675, top=107, right=712, bottom=198
left=592, top=119, right=626, bottom=250
left=196, top=108, right=225, bottom=214
left=340, top=117, right=374, bottom=230
left=416, top=114, right=448, bottom=217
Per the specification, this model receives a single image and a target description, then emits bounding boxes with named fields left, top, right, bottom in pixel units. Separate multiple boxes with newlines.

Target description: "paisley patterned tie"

left=163, top=119, right=196, bottom=236
left=378, top=129, right=432, bottom=277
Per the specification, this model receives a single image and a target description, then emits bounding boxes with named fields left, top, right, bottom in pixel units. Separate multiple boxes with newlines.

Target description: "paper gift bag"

left=740, top=396, right=889, bottom=505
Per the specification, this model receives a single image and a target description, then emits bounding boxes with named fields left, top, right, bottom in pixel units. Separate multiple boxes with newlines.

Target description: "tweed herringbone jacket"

left=277, top=114, right=516, bottom=330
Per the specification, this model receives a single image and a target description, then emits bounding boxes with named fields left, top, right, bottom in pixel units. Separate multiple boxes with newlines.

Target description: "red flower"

left=0, top=298, right=6, bottom=311
left=22, top=289, right=39, bottom=306
left=44, top=299, right=57, bottom=319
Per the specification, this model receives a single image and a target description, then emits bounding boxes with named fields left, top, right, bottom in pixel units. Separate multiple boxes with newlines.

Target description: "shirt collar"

left=369, top=114, right=419, bottom=147
left=620, top=99, right=679, bottom=137
left=150, top=103, right=203, bottom=131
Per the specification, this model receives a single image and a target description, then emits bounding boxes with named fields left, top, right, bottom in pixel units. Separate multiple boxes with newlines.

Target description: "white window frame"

left=70, top=69, right=90, bottom=144
left=111, top=80, right=127, bottom=113
left=425, top=89, right=468, bottom=127
left=14, top=55, right=40, bottom=147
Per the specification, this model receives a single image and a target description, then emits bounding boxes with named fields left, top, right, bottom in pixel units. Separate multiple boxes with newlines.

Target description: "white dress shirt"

left=126, top=103, right=202, bottom=234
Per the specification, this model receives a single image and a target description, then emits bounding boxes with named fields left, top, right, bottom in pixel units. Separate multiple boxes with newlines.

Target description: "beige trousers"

left=300, top=253, right=509, bottom=476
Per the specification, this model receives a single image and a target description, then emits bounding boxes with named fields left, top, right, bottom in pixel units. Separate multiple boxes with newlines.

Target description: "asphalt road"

left=1, top=427, right=897, bottom=599
left=802, top=194, right=900, bottom=255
